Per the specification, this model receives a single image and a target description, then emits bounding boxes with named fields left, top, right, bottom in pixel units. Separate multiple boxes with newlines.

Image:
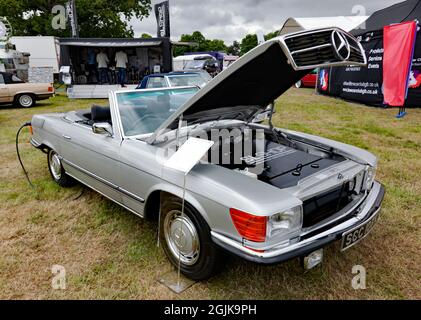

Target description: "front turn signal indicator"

left=229, top=208, right=267, bottom=242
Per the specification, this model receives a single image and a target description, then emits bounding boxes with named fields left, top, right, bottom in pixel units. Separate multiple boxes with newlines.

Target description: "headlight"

left=267, top=206, right=302, bottom=239
left=365, top=166, right=376, bottom=190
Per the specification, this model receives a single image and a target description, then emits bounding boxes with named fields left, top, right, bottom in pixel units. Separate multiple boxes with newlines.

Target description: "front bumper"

left=211, top=181, right=385, bottom=264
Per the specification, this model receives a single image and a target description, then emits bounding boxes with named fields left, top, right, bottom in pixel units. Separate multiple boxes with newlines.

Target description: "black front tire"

left=47, top=150, right=75, bottom=187
left=159, top=196, right=224, bottom=281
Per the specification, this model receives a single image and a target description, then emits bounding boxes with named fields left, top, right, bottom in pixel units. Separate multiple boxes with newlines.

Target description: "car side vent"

left=282, top=28, right=367, bottom=70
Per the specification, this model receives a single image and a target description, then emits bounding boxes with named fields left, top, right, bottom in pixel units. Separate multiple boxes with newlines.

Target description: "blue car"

left=136, top=71, right=211, bottom=90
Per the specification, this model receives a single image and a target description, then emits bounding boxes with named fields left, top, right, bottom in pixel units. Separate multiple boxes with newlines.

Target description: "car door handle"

left=62, top=135, right=71, bottom=140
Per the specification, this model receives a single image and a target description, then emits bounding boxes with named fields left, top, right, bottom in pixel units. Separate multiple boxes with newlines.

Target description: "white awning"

left=60, top=40, right=162, bottom=47
left=280, top=16, right=369, bottom=35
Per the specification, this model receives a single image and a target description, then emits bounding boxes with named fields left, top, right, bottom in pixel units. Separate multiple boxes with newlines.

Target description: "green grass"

left=0, top=89, right=420, bottom=299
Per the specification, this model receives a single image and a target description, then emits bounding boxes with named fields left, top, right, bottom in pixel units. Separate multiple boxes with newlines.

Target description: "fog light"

left=303, top=249, right=323, bottom=270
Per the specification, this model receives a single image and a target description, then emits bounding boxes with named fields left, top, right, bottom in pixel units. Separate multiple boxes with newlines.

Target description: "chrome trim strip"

left=65, top=171, right=144, bottom=218
left=62, top=158, right=119, bottom=189
left=211, top=181, right=382, bottom=259
left=29, top=137, right=41, bottom=148
left=61, top=158, right=145, bottom=203
left=118, top=187, right=146, bottom=203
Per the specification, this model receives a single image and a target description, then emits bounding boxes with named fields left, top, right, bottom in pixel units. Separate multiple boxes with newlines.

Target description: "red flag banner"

left=383, top=21, right=417, bottom=107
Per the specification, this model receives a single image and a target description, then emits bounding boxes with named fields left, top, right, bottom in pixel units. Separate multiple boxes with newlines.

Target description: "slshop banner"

left=383, top=21, right=417, bottom=106
left=155, top=1, right=171, bottom=38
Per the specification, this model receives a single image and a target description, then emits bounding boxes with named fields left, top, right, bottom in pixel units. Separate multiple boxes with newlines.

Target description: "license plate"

left=341, top=210, right=380, bottom=251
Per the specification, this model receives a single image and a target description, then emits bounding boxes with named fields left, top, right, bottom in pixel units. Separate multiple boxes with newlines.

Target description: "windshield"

left=167, top=74, right=206, bottom=88
left=196, top=71, right=212, bottom=82
left=116, top=87, right=198, bottom=137
left=184, top=60, right=206, bottom=69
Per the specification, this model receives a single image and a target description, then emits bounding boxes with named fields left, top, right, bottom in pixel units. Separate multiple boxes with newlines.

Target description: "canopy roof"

left=280, top=16, right=368, bottom=35
left=352, top=0, right=421, bottom=36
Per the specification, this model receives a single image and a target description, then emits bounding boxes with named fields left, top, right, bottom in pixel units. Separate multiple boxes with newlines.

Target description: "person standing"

left=96, top=49, right=109, bottom=84
left=86, top=48, right=97, bottom=83
left=115, top=50, right=128, bottom=87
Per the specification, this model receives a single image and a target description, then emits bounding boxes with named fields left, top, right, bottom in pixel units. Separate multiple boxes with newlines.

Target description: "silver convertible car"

left=29, top=28, right=385, bottom=280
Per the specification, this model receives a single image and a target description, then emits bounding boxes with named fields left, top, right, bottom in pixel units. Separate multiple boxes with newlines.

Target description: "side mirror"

left=92, top=122, right=113, bottom=136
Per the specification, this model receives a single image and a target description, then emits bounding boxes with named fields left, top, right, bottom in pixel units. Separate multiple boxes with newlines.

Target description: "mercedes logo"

left=331, top=30, right=351, bottom=61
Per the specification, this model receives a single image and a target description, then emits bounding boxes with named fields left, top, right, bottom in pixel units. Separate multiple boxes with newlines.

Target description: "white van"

left=173, top=54, right=214, bottom=71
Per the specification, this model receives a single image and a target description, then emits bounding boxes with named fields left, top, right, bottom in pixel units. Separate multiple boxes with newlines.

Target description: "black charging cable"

left=16, top=122, right=35, bottom=189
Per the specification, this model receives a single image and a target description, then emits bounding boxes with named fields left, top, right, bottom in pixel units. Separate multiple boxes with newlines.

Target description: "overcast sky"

left=129, top=0, right=402, bottom=44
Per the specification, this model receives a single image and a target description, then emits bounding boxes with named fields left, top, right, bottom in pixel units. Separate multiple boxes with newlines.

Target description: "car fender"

left=144, top=182, right=212, bottom=226
left=14, top=90, right=38, bottom=96
left=31, top=115, right=64, bottom=155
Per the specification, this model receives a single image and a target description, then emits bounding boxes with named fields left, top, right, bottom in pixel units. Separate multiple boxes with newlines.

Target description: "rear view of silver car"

left=29, top=28, right=384, bottom=280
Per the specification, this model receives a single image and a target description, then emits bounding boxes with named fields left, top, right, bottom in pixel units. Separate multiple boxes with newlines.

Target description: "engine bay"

left=204, top=125, right=346, bottom=189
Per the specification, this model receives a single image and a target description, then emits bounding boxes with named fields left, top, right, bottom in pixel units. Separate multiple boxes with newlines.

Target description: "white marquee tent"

left=279, top=16, right=369, bottom=35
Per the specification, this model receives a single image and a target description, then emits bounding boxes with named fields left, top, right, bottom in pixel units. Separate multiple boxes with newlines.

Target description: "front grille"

left=284, top=30, right=332, bottom=52
left=302, top=182, right=353, bottom=228
left=283, top=28, right=366, bottom=69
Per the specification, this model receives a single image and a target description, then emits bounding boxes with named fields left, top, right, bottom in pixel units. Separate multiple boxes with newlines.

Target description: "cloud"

left=130, top=0, right=402, bottom=44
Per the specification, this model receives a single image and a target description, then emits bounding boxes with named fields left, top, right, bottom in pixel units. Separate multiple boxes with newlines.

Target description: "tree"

left=141, top=33, right=152, bottom=39
left=205, top=39, right=227, bottom=52
left=0, top=0, right=152, bottom=38
left=239, top=30, right=280, bottom=56
left=173, top=31, right=227, bottom=57
left=264, top=31, right=279, bottom=41
left=227, top=40, right=240, bottom=56
left=240, top=34, right=257, bottom=55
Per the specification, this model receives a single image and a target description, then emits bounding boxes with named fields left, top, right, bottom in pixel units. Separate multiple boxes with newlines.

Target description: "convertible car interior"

left=75, top=105, right=112, bottom=126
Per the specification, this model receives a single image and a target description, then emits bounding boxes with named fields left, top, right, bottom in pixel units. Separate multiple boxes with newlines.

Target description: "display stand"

left=158, top=137, right=214, bottom=294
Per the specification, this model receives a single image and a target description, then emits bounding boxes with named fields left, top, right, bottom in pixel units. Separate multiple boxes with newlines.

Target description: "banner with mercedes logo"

left=318, top=0, right=421, bottom=108
left=319, top=32, right=421, bottom=108
left=155, top=1, right=170, bottom=38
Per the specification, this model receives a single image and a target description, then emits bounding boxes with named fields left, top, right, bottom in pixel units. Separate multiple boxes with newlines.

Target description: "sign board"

left=164, top=137, right=214, bottom=174
left=155, top=1, right=170, bottom=38
left=28, top=67, right=54, bottom=84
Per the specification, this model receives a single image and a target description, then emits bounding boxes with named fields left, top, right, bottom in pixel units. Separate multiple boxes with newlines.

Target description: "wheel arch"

left=31, top=137, right=62, bottom=156
left=143, top=184, right=212, bottom=226
left=14, top=92, right=36, bottom=101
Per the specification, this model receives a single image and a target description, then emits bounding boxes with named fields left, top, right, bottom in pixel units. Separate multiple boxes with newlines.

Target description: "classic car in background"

left=29, top=28, right=384, bottom=280
left=136, top=71, right=211, bottom=89
left=295, top=69, right=318, bottom=88
left=0, top=72, right=54, bottom=108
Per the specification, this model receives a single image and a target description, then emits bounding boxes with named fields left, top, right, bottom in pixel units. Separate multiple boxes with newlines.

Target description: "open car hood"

left=149, top=28, right=366, bottom=143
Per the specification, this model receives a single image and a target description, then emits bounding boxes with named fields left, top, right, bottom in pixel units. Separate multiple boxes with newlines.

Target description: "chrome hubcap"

left=19, top=95, right=33, bottom=107
left=164, top=210, right=200, bottom=266
left=49, top=152, right=62, bottom=180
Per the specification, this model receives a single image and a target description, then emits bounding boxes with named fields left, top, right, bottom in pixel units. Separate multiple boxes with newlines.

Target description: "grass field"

left=0, top=89, right=420, bottom=299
